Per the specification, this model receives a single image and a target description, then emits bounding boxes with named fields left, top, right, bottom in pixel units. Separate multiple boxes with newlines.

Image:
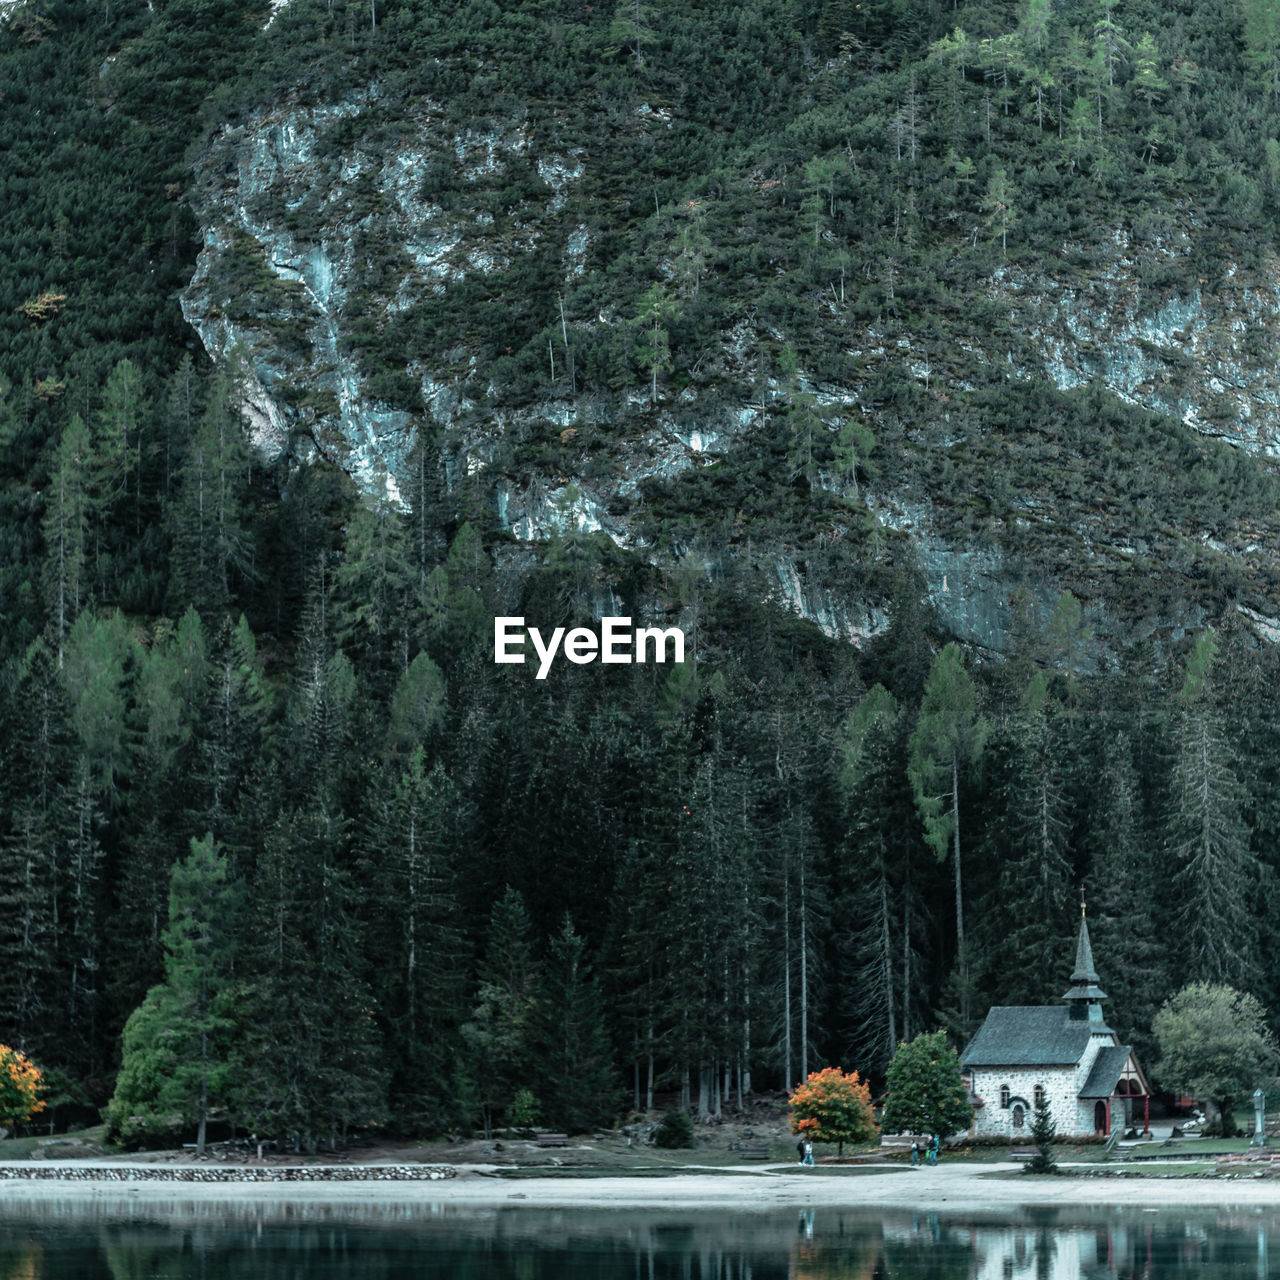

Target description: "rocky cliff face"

left=181, top=92, right=812, bottom=604
left=995, top=235, right=1280, bottom=453
left=179, top=83, right=1280, bottom=659
left=182, top=93, right=731, bottom=519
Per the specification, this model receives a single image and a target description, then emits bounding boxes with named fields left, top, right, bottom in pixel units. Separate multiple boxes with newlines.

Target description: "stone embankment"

left=0, top=1165, right=455, bottom=1182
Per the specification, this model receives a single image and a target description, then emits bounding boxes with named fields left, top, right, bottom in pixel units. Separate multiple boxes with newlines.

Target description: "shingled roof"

left=960, top=1006, right=1097, bottom=1067
left=1079, top=1045, right=1134, bottom=1098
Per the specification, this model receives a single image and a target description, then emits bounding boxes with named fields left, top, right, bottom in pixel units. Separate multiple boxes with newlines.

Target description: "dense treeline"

left=3, top=0, right=1280, bottom=1148
left=4, top=374, right=1280, bottom=1144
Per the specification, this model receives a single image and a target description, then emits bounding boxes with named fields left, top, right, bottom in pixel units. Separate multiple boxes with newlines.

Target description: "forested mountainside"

left=3, top=0, right=1280, bottom=1146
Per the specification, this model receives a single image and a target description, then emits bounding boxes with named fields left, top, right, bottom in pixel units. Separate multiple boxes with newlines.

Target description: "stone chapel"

left=960, top=911, right=1151, bottom=1139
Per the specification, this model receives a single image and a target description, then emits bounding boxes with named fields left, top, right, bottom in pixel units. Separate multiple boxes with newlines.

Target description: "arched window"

left=1012, top=1103, right=1025, bottom=1129
left=1000, top=1084, right=1010, bottom=1109
left=1033, top=1084, right=1045, bottom=1110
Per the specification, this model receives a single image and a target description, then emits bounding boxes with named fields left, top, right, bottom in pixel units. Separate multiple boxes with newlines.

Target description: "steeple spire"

left=1062, top=903, right=1110, bottom=1027
left=1070, top=898, right=1101, bottom=986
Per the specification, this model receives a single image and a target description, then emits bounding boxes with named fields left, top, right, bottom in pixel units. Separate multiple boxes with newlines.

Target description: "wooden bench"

left=1011, top=1147, right=1036, bottom=1160
left=736, top=1145, right=771, bottom=1160
left=535, top=1133, right=569, bottom=1147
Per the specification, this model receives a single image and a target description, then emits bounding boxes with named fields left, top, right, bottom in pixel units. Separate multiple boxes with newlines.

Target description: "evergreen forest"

left=3, top=0, right=1280, bottom=1149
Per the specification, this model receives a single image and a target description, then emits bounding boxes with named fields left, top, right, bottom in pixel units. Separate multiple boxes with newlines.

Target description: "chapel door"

left=1094, top=1100, right=1108, bottom=1134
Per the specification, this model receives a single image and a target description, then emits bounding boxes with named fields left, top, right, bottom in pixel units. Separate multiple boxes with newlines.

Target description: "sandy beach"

left=3, top=1161, right=1280, bottom=1211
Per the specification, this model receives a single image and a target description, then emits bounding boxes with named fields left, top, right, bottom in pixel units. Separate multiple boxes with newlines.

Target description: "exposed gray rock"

left=993, top=237, right=1280, bottom=453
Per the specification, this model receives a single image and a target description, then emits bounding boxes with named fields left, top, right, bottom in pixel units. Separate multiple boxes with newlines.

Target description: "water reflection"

left=0, top=1202, right=1278, bottom=1278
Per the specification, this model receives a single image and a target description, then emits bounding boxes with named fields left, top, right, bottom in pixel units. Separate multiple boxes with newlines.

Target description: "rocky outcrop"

left=179, top=87, right=1280, bottom=656
left=179, top=94, right=892, bottom=645
left=994, top=234, right=1280, bottom=452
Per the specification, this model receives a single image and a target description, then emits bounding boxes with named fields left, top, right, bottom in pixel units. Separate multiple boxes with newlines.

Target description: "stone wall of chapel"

left=970, top=1067, right=1086, bottom=1138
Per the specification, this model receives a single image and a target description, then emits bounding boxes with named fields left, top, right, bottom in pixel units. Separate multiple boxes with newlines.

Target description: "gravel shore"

left=3, top=1160, right=1280, bottom=1210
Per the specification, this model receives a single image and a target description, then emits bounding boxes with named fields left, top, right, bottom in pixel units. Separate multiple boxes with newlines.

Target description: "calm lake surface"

left=2, top=1199, right=1280, bottom=1278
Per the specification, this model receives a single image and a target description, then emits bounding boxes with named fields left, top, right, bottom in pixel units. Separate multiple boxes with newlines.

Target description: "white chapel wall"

left=971, top=1067, right=1082, bottom=1138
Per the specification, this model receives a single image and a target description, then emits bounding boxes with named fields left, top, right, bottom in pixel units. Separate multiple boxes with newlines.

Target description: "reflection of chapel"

left=960, top=910, right=1151, bottom=1139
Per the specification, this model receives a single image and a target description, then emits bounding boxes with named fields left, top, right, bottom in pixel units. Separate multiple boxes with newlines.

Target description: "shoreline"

left=3, top=1162, right=1280, bottom=1211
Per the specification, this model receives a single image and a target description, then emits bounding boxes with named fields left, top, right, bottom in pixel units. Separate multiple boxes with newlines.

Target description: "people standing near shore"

left=803, top=1140, right=814, bottom=1166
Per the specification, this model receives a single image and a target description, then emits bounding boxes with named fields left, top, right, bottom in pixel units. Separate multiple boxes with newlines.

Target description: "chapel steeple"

left=1061, top=895, right=1111, bottom=1028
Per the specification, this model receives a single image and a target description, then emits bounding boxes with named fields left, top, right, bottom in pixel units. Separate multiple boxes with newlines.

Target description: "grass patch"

left=1122, top=1138, right=1254, bottom=1159
left=0, top=1126, right=109, bottom=1161
left=916, top=1143, right=1110, bottom=1165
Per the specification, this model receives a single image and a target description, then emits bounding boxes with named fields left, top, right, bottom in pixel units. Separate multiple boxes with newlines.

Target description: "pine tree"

left=674, top=748, right=761, bottom=1115
left=160, top=354, right=202, bottom=503
left=603, top=837, right=664, bottom=1113
left=360, top=748, right=467, bottom=1127
left=283, top=563, right=356, bottom=802
left=1164, top=632, right=1258, bottom=989
left=94, top=358, right=146, bottom=521
left=836, top=685, right=922, bottom=1072
left=41, top=414, right=91, bottom=662
left=105, top=834, right=241, bottom=1152
left=1130, top=33, right=1168, bottom=106
left=780, top=343, right=824, bottom=492
left=1023, top=1099, right=1058, bottom=1174
left=909, top=644, right=988, bottom=1026
left=167, top=360, right=254, bottom=618
left=537, top=915, right=618, bottom=1132
left=384, top=651, right=447, bottom=758
left=633, top=284, right=676, bottom=404
left=236, top=807, right=387, bottom=1152
left=110, top=609, right=211, bottom=1015
left=985, top=677, right=1073, bottom=1008
left=1082, top=726, right=1163, bottom=1059
left=463, top=887, right=544, bottom=1136
left=416, top=522, right=491, bottom=661
left=64, top=759, right=105, bottom=1076
left=332, top=470, right=411, bottom=688
left=0, top=641, right=73, bottom=1060
left=981, top=168, right=1017, bottom=257
left=1092, top=0, right=1130, bottom=89
left=63, top=609, right=134, bottom=798
left=771, top=789, right=824, bottom=1096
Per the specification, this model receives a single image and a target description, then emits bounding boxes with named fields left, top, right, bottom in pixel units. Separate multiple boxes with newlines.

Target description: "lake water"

left=1, top=1199, right=1279, bottom=1278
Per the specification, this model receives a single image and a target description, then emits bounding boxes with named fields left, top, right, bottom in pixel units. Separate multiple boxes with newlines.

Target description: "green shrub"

left=653, top=1109, right=695, bottom=1148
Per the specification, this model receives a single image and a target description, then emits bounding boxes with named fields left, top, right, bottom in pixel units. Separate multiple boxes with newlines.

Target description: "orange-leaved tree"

left=0, top=1045, right=45, bottom=1129
left=789, top=1066, right=878, bottom=1156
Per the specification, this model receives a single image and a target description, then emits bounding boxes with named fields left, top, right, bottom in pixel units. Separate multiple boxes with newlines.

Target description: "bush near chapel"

left=788, top=1066, right=878, bottom=1156
left=0, top=1045, right=46, bottom=1129
left=1154, top=982, right=1280, bottom=1137
left=880, top=1031, right=974, bottom=1141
